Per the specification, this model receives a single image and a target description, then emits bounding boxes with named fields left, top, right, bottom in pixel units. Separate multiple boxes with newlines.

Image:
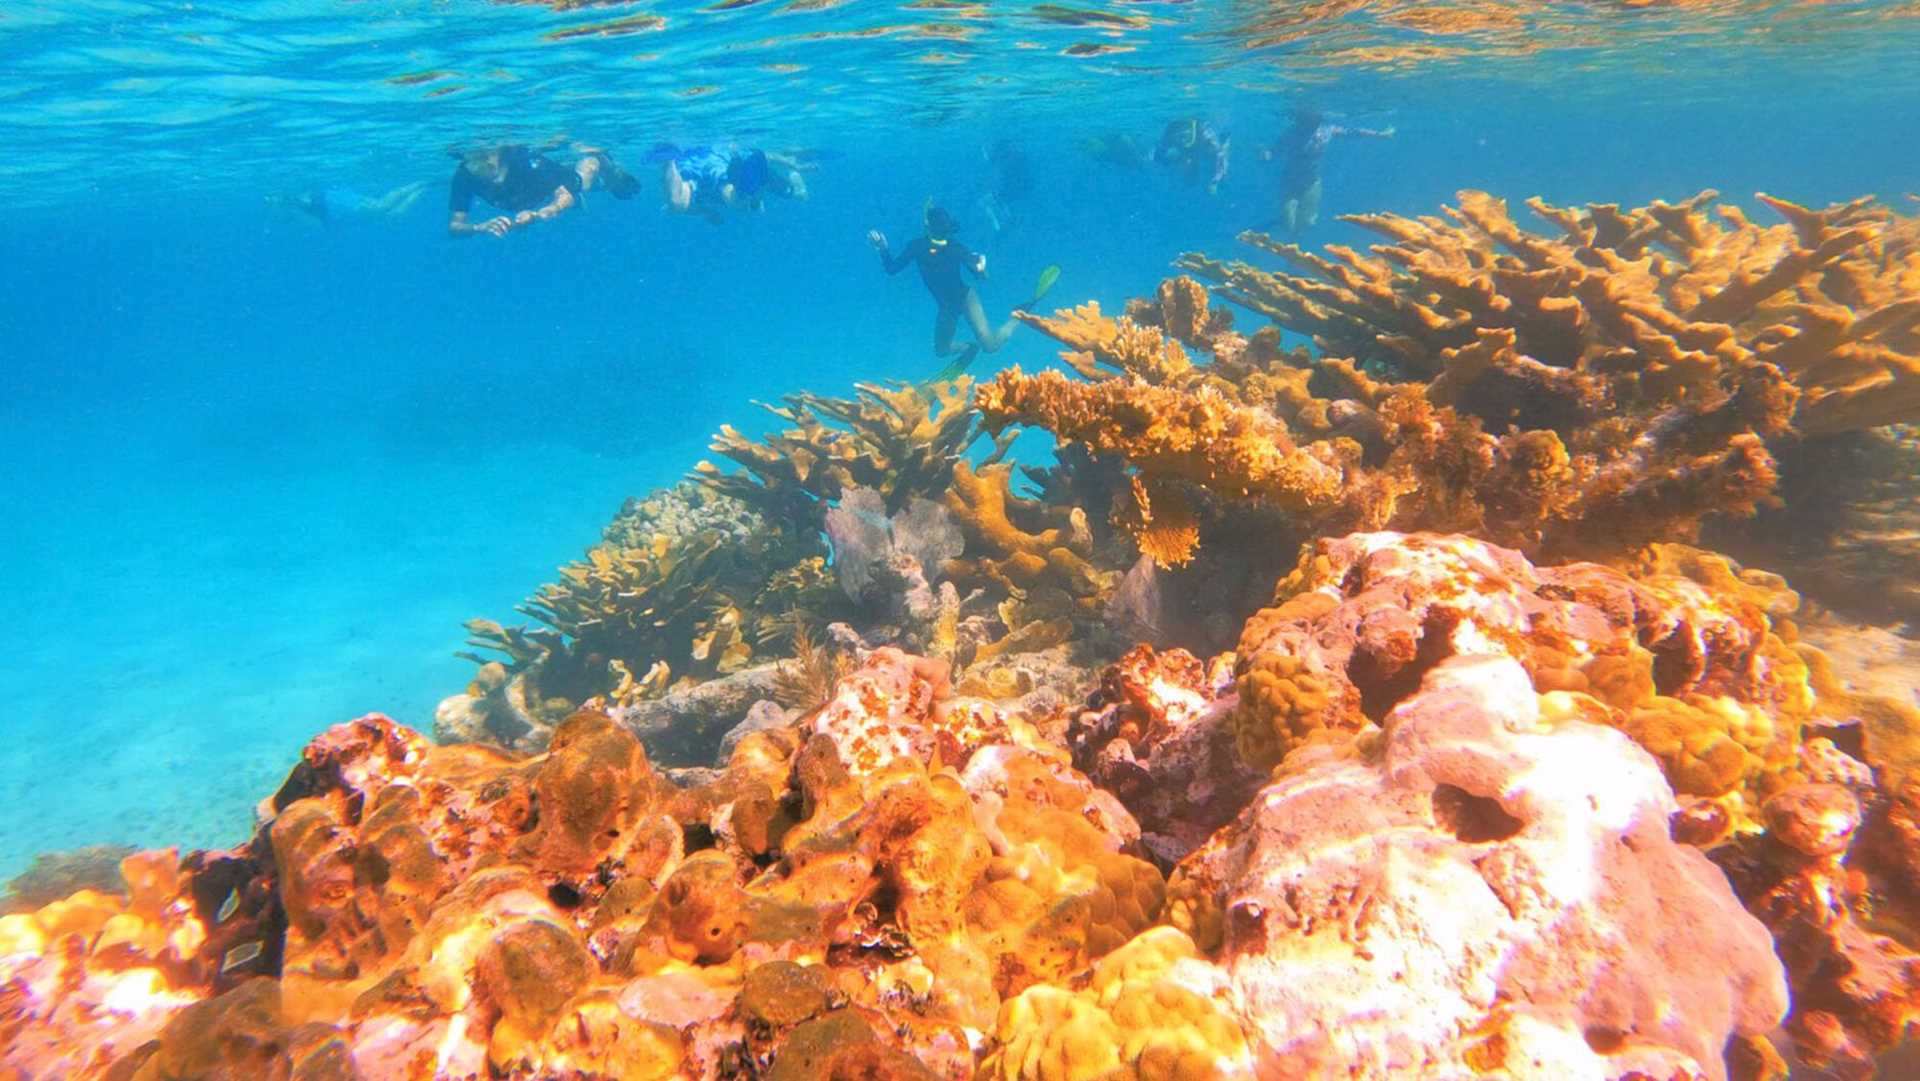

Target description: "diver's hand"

left=480, top=216, right=513, bottom=237
left=866, top=229, right=888, bottom=251
left=973, top=254, right=988, bottom=276
left=514, top=211, right=537, bottom=227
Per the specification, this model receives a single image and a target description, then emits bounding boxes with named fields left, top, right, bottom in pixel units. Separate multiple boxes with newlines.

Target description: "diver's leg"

left=933, top=307, right=962, bottom=357
left=929, top=306, right=979, bottom=380
left=574, top=155, right=602, bottom=193
left=389, top=181, right=430, bottom=215
left=371, top=181, right=430, bottom=216
left=663, top=160, right=693, bottom=212
left=1302, top=178, right=1323, bottom=229
left=968, top=292, right=1015, bottom=353
left=977, top=193, right=1003, bottom=232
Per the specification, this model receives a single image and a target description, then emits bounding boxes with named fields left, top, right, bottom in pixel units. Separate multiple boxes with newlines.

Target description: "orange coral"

left=1180, top=189, right=1920, bottom=438
left=990, top=242, right=1798, bottom=563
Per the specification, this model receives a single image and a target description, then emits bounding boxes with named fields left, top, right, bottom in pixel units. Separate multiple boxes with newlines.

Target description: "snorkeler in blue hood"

left=867, top=203, right=1060, bottom=380
left=655, top=143, right=809, bottom=223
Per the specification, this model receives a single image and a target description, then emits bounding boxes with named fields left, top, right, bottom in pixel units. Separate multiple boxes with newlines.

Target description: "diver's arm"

left=449, top=210, right=511, bottom=238
left=514, top=185, right=577, bottom=227
left=870, top=231, right=914, bottom=274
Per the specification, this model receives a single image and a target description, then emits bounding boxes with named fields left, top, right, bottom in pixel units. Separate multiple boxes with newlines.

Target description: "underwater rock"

left=1170, top=653, right=1789, bottom=1080
left=1230, top=531, right=1820, bottom=834
left=1, top=843, right=135, bottom=913
left=1712, top=425, right=1920, bottom=626
left=611, top=661, right=783, bottom=766
left=1717, top=779, right=1920, bottom=1078
left=717, top=698, right=799, bottom=766
left=1067, top=644, right=1252, bottom=866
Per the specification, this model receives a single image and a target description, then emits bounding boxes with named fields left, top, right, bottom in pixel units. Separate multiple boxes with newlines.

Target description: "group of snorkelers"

left=269, top=107, right=1387, bottom=372
left=1080, top=106, right=1394, bottom=234
left=444, top=141, right=807, bottom=237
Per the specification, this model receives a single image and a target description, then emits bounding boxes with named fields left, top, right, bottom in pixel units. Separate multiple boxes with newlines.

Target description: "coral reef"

left=57, top=189, right=1920, bottom=1077
left=447, top=482, right=838, bottom=750
left=447, top=379, right=1140, bottom=756
left=26, top=529, right=1920, bottom=1077
left=1222, top=532, right=1822, bottom=834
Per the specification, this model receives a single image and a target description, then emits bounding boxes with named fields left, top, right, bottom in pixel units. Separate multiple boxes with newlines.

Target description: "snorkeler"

left=1152, top=117, right=1230, bottom=195
left=270, top=181, right=432, bottom=225
left=976, top=139, right=1032, bottom=233
left=1264, top=107, right=1394, bottom=235
left=656, top=143, right=809, bottom=223
left=867, top=204, right=1060, bottom=380
left=446, top=144, right=640, bottom=239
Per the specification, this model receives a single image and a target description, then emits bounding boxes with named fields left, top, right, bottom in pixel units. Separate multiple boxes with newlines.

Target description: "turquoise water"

left=4, top=0, right=1920, bottom=879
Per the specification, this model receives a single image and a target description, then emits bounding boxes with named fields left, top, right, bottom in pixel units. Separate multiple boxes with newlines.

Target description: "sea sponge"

left=515, top=709, right=663, bottom=879
left=475, top=917, right=596, bottom=1066
left=763, top=1010, right=941, bottom=1080
left=645, top=850, right=749, bottom=965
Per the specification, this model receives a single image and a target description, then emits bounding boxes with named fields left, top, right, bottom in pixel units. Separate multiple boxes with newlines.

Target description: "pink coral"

left=1173, top=654, right=1788, bottom=1079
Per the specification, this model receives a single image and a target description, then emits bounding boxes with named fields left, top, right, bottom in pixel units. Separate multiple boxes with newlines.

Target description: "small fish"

left=221, top=939, right=263, bottom=974
left=215, top=888, right=240, bottom=924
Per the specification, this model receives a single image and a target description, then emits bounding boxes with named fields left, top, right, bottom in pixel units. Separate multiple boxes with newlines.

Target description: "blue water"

left=5, top=0, right=1920, bottom=878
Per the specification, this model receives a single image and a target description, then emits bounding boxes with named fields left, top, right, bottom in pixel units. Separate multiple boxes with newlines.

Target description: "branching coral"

left=695, top=377, right=1007, bottom=528
left=989, top=192, right=1920, bottom=575
left=1178, top=189, right=1920, bottom=436
left=448, top=482, right=842, bottom=749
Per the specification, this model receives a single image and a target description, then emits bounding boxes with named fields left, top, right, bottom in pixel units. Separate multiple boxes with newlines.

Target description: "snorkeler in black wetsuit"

left=866, top=205, right=1058, bottom=379
left=446, top=144, right=639, bottom=238
left=1153, top=117, right=1230, bottom=195
left=1264, top=107, right=1394, bottom=235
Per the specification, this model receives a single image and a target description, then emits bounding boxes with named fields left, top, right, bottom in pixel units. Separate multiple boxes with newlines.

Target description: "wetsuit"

left=880, top=235, right=983, bottom=354
left=449, top=146, right=580, bottom=216
left=1277, top=124, right=1324, bottom=194
left=882, top=235, right=978, bottom=310
left=1154, top=120, right=1230, bottom=191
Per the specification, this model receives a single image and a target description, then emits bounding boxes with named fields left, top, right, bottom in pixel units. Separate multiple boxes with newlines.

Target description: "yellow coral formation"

left=987, top=205, right=1824, bottom=566
left=697, top=377, right=1003, bottom=522
left=983, top=926, right=1252, bottom=1080
left=1180, top=189, right=1920, bottom=438
left=1230, top=652, right=1350, bottom=770
left=976, top=367, right=1354, bottom=550
left=1016, top=299, right=1194, bottom=384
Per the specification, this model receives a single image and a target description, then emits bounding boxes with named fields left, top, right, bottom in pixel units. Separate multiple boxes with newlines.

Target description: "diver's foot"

left=1021, top=264, right=1062, bottom=310
left=928, top=345, right=981, bottom=383
left=595, top=152, right=641, bottom=199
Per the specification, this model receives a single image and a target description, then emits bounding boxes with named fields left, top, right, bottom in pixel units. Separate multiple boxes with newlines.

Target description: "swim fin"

left=599, top=153, right=641, bottom=200
left=1020, top=264, right=1062, bottom=310
left=927, top=344, right=981, bottom=384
